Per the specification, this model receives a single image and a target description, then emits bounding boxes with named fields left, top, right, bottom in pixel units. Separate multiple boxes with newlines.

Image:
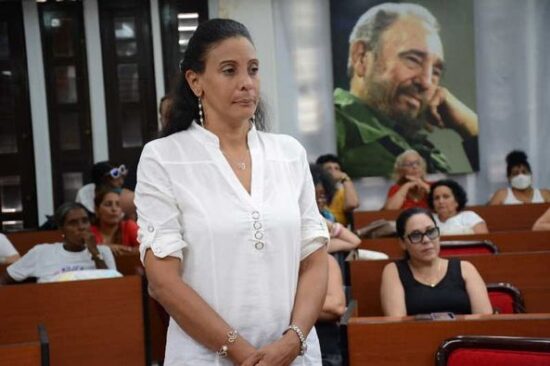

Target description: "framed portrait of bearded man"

left=330, top=0, right=478, bottom=178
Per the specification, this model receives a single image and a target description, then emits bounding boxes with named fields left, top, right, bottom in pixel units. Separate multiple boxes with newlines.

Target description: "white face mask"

left=510, top=174, right=532, bottom=190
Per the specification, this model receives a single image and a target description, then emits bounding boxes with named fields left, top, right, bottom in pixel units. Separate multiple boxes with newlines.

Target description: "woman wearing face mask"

left=489, top=150, right=550, bottom=205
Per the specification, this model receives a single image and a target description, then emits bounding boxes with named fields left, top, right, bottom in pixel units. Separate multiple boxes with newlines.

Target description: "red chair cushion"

left=488, top=291, right=515, bottom=314
left=448, top=348, right=550, bottom=366
left=440, top=246, right=493, bottom=256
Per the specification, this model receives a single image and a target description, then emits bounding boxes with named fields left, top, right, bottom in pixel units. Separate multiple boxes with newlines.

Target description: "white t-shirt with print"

left=7, top=243, right=116, bottom=283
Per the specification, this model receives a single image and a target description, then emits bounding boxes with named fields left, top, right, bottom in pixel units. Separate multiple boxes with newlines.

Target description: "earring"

left=198, top=97, right=204, bottom=126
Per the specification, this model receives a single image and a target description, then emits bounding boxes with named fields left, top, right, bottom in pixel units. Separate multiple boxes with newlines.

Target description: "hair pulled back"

left=162, top=18, right=267, bottom=137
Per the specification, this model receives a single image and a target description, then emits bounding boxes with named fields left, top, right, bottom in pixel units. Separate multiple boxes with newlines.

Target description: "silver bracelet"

left=284, top=324, right=307, bottom=356
left=216, top=329, right=238, bottom=358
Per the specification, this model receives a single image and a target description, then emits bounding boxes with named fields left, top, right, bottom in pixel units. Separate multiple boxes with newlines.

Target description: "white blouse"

left=435, top=210, right=485, bottom=235
left=135, top=122, right=328, bottom=365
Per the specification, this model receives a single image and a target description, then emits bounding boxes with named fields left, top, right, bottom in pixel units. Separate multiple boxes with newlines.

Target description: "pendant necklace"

left=222, top=149, right=248, bottom=171
left=414, top=259, right=442, bottom=287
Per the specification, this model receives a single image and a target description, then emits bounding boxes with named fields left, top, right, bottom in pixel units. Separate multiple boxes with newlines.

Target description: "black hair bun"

left=506, top=150, right=528, bottom=166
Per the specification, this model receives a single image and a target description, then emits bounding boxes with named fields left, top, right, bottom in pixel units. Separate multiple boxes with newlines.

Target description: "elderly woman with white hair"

left=383, top=150, right=432, bottom=210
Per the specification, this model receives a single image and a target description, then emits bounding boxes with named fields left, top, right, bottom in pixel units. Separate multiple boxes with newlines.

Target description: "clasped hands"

left=404, top=175, right=430, bottom=194
left=237, top=332, right=301, bottom=366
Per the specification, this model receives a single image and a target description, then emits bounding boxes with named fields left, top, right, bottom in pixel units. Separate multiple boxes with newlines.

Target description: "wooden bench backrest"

left=353, top=203, right=550, bottom=232
left=359, top=230, right=550, bottom=258
left=0, top=341, right=42, bottom=366
left=350, top=251, right=550, bottom=316
left=0, top=276, right=146, bottom=366
left=7, top=231, right=62, bottom=256
left=348, top=313, right=550, bottom=366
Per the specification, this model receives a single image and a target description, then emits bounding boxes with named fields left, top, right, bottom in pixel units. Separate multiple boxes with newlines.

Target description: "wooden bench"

left=0, top=341, right=42, bottom=366
left=359, top=230, right=550, bottom=258
left=6, top=230, right=63, bottom=256
left=350, top=251, right=550, bottom=316
left=0, top=276, right=147, bottom=366
left=348, top=313, right=550, bottom=366
left=353, top=203, right=550, bottom=232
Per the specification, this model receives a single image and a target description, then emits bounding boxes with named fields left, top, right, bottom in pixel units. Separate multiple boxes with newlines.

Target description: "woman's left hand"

left=240, top=333, right=300, bottom=366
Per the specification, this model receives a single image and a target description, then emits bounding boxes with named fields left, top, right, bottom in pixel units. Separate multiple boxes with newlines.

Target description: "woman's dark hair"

left=91, top=161, right=116, bottom=186
left=315, top=154, right=342, bottom=167
left=162, top=18, right=267, bottom=137
left=396, top=207, right=436, bottom=240
left=428, top=179, right=468, bottom=212
left=54, top=202, right=89, bottom=228
left=309, top=163, right=336, bottom=205
left=506, top=150, right=531, bottom=177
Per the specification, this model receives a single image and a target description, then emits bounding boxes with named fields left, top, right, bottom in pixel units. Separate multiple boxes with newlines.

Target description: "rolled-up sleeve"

left=297, top=147, right=329, bottom=260
left=135, top=143, right=189, bottom=263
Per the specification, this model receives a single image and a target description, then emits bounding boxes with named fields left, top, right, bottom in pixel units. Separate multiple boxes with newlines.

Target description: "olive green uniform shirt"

left=334, top=88, right=451, bottom=178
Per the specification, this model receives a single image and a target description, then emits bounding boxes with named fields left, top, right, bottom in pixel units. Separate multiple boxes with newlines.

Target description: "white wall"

left=23, top=0, right=54, bottom=224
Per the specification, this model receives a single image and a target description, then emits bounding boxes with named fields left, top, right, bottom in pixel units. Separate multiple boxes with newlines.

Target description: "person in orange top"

left=91, top=187, right=138, bottom=255
left=384, top=149, right=432, bottom=210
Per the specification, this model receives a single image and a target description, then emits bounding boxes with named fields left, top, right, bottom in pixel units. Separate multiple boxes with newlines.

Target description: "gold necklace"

left=221, top=149, right=249, bottom=171
left=412, top=259, right=442, bottom=287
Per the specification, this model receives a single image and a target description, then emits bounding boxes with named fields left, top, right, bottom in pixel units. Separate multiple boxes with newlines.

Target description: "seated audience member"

left=316, top=154, right=360, bottom=226
left=91, top=187, right=138, bottom=255
left=0, top=233, right=19, bottom=264
left=380, top=207, right=493, bottom=316
left=75, top=161, right=136, bottom=220
left=383, top=149, right=432, bottom=210
left=311, top=164, right=361, bottom=252
left=489, top=150, right=550, bottom=205
left=428, top=179, right=488, bottom=235
left=0, top=202, right=116, bottom=285
left=159, top=95, right=173, bottom=131
left=533, top=207, right=550, bottom=231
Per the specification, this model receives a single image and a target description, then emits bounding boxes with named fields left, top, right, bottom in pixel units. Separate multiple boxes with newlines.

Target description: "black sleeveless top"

left=395, top=258, right=472, bottom=315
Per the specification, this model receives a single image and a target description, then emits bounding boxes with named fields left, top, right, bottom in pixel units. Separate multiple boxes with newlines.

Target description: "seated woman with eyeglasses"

left=75, top=161, right=136, bottom=221
left=380, top=207, right=492, bottom=316
left=383, top=150, right=432, bottom=210
left=90, top=187, right=138, bottom=256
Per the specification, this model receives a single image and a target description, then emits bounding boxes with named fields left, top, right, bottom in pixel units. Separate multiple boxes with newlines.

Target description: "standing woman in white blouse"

left=135, top=19, right=329, bottom=366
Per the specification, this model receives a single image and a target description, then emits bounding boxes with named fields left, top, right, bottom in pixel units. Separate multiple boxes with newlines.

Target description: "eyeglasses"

left=406, top=227, right=440, bottom=244
left=400, top=160, right=421, bottom=169
left=106, top=165, right=128, bottom=179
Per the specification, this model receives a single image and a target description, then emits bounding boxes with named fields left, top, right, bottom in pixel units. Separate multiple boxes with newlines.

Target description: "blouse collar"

left=189, top=120, right=259, bottom=150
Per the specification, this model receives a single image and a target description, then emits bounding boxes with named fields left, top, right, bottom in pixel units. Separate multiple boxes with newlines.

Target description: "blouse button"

left=253, top=221, right=262, bottom=230
left=254, top=231, right=264, bottom=240
left=255, top=242, right=264, bottom=250
left=251, top=211, right=260, bottom=220
left=147, top=224, right=154, bottom=232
